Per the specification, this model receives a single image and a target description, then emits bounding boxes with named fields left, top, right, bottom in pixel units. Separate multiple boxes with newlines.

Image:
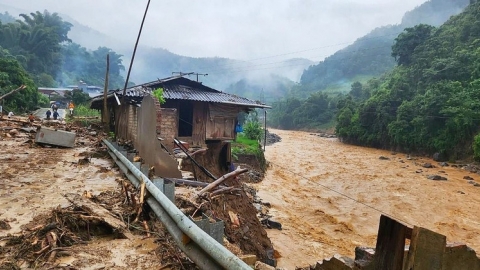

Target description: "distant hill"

left=63, top=16, right=312, bottom=93
left=299, top=0, right=470, bottom=94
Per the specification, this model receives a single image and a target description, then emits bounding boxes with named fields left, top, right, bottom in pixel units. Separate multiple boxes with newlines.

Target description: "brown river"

left=254, top=129, right=480, bottom=269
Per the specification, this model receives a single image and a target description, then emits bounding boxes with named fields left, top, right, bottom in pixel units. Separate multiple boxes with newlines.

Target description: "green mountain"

left=336, top=1, right=480, bottom=159
left=299, top=0, right=470, bottom=94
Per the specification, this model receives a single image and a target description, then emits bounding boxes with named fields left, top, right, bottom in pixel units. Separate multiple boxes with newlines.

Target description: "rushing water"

left=255, top=129, right=480, bottom=269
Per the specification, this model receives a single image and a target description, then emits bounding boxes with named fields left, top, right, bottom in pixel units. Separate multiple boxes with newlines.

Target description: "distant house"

left=90, top=75, right=269, bottom=178
left=37, top=87, right=70, bottom=99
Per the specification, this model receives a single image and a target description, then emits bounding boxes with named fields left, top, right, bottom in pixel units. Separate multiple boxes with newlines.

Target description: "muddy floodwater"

left=255, top=129, right=480, bottom=269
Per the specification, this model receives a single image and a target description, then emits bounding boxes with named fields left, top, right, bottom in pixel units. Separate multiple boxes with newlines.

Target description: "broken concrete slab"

left=442, top=242, right=480, bottom=270
left=315, top=254, right=353, bottom=269
left=35, top=126, right=76, bottom=148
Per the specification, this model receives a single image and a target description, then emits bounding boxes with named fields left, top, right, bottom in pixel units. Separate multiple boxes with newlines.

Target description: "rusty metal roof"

left=91, top=76, right=270, bottom=108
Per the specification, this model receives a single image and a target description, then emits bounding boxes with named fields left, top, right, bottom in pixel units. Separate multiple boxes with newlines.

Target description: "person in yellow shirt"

left=68, top=101, right=75, bottom=116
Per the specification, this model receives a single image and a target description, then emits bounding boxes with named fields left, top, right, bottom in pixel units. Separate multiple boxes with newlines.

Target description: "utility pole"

left=103, top=54, right=110, bottom=130
left=122, top=0, right=151, bottom=101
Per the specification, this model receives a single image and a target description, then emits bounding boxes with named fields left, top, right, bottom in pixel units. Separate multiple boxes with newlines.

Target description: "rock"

left=474, top=183, right=480, bottom=187
left=463, top=164, right=478, bottom=173
left=463, top=176, right=474, bottom=180
left=379, top=156, right=390, bottom=160
left=261, top=218, right=282, bottom=230
left=438, top=162, right=449, bottom=167
left=427, top=175, right=447, bottom=181
left=433, top=152, right=447, bottom=162
left=438, top=171, right=445, bottom=173
left=254, top=261, right=275, bottom=270
left=415, top=170, right=423, bottom=173
left=8, top=129, right=19, bottom=136
left=239, top=254, right=257, bottom=266
left=457, top=191, right=465, bottom=194
left=253, top=203, right=262, bottom=212
left=89, top=131, right=97, bottom=136
left=399, top=160, right=405, bottom=163
left=468, top=181, right=476, bottom=185
left=422, top=163, right=435, bottom=168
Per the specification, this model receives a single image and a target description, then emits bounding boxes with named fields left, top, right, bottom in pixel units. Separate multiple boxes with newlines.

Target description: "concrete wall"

left=134, top=95, right=181, bottom=178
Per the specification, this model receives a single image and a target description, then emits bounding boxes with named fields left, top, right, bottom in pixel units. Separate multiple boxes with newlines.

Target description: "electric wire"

left=267, top=160, right=414, bottom=227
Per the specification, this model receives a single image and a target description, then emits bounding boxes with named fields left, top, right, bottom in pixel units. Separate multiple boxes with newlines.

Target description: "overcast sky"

left=0, top=0, right=427, bottom=61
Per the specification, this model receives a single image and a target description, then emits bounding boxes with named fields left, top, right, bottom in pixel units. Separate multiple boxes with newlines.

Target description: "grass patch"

left=66, top=104, right=101, bottom=126
left=232, top=134, right=262, bottom=159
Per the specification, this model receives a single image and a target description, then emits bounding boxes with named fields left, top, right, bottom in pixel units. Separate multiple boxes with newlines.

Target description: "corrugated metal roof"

left=90, top=76, right=270, bottom=108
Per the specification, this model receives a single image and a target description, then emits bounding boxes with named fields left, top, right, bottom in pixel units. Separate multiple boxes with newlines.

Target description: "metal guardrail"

left=103, top=139, right=251, bottom=270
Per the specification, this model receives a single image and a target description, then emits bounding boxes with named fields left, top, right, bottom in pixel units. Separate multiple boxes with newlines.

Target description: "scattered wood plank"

left=197, top=167, right=248, bottom=197
left=64, top=193, right=133, bottom=239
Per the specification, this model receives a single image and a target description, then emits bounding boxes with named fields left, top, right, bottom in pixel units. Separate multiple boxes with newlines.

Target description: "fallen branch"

left=0, top=85, right=26, bottom=100
left=143, top=220, right=151, bottom=237
left=197, top=168, right=248, bottom=197
left=211, top=187, right=242, bottom=196
left=134, top=182, right=146, bottom=223
left=64, top=193, right=133, bottom=239
left=166, top=178, right=227, bottom=188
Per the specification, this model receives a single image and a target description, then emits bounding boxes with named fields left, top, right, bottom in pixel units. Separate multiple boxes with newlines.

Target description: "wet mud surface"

left=255, top=129, right=480, bottom=269
left=0, top=136, right=186, bottom=269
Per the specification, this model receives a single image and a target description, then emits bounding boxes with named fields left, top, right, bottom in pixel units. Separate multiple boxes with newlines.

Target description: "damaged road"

left=0, top=120, right=196, bottom=269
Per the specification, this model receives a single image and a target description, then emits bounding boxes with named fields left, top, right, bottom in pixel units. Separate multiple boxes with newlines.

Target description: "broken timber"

left=64, top=193, right=133, bottom=239
left=0, top=85, right=26, bottom=100
left=174, top=138, right=217, bottom=180
left=197, top=167, right=248, bottom=197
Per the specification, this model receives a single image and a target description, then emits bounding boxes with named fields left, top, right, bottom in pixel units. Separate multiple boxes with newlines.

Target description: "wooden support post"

left=370, top=215, right=411, bottom=270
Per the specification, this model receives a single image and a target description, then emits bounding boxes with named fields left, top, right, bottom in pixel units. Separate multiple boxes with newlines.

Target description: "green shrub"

left=244, top=120, right=262, bottom=141
left=153, top=88, right=165, bottom=104
left=473, top=134, right=480, bottom=161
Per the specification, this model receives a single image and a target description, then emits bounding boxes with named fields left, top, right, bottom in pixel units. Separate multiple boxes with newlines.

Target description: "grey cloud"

left=0, top=0, right=427, bottom=60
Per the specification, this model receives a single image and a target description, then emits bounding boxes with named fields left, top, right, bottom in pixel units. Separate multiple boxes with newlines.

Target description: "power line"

left=268, top=161, right=414, bottom=226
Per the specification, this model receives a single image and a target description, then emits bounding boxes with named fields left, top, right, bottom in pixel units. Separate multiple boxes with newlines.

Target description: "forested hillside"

left=299, top=0, right=469, bottom=94
left=0, top=11, right=126, bottom=113
left=269, top=0, right=471, bottom=131
left=336, top=2, right=480, bottom=159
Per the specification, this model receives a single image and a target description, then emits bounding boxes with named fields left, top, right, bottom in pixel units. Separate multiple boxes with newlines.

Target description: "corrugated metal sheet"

left=90, top=76, right=270, bottom=108
left=122, top=85, right=269, bottom=108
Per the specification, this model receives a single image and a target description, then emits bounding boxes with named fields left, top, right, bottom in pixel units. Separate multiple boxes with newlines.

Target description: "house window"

left=178, top=101, right=193, bottom=137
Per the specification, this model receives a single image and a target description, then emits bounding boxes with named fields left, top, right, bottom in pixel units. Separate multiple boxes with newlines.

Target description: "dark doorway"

left=178, top=101, right=193, bottom=137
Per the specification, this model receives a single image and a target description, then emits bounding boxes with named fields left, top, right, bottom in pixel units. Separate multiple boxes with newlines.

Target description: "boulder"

left=427, top=175, right=447, bottom=181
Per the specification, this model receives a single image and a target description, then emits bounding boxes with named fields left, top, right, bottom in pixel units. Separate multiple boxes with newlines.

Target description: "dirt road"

left=255, top=129, right=480, bottom=269
left=34, top=108, right=66, bottom=119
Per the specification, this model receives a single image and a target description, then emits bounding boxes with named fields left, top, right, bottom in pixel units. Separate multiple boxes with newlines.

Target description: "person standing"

left=53, top=110, right=59, bottom=120
left=28, top=113, right=35, bottom=126
left=46, top=109, right=52, bottom=120
left=7, top=111, right=14, bottom=119
left=68, top=101, right=75, bottom=116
